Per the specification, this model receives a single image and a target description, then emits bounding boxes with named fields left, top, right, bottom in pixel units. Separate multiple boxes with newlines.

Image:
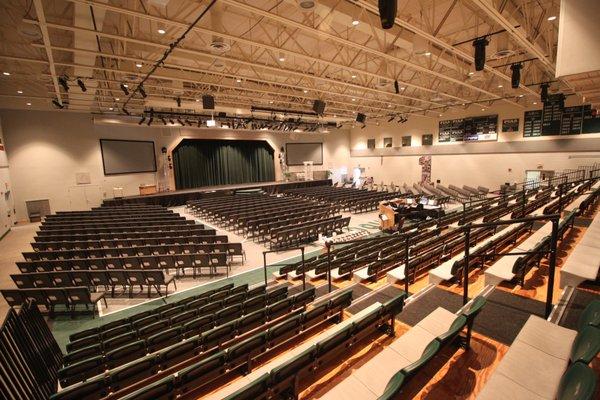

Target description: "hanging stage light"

left=540, top=83, right=549, bottom=103
left=120, top=83, right=130, bottom=95
left=139, top=85, right=147, bottom=98
left=76, top=78, right=87, bottom=92
left=147, top=117, right=153, bottom=126
left=52, top=99, right=64, bottom=109
left=58, top=76, right=69, bottom=92
left=169, top=119, right=175, bottom=125
left=176, top=97, right=181, bottom=107
left=472, top=37, right=489, bottom=71
left=122, top=107, right=130, bottom=116
left=510, top=63, right=522, bottom=89
left=177, top=118, right=184, bottom=126
left=378, top=0, right=397, bottom=30
left=138, top=115, right=146, bottom=125
left=161, top=117, right=167, bottom=125
left=388, top=115, right=396, bottom=122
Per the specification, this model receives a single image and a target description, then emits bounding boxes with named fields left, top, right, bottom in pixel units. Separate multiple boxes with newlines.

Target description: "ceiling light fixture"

left=423, top=51, right=431, bottom=56
left=547, top=15, right=557, bottom=21
left=138, top=85, right=147, bottom=98
left=2, top=72, right=10, bottom=76
left=510, top=63, right=522, bottom=88
left=497, top=84, right=503, bottom=88
left=26, top=102, right=31, bottom=106
left=120, top=83, right=129, bottom=95
left=58, top=76, right=69, bottom=92
left=135, top=63, right=143, bottom=68
left=17, top=90, right=23, bottom=94
left=352, top=18, right=360, bottom=26
left=115, top=97, right=120, bottom=101
left=158, top=28, right=166, bottom=34
left=473, top=36, right=489, bottom=71
left=351, top=75, right=357, bottom=78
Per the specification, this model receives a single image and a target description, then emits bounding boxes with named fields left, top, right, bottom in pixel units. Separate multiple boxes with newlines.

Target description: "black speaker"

left=378, top=0, right=397, bottom=30
left=510, top=63, right=521, bottom=89
left=202, top=95, right=215, bottom=110
left=472, top=37, right=489, bottom=71
left=312, top=100, right=326, bottom=115
left=356, top=113, right=366, bottom=124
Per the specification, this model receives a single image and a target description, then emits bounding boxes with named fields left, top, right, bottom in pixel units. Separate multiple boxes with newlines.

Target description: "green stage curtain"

left=173, top=139, right=275, bottom=189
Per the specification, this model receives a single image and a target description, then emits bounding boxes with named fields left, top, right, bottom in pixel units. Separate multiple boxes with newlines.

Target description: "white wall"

left=0, top=117, right=16, bottom=236
left=350, top=101, right=600, bottom=189
left=0, top=110, right=351, bottom=221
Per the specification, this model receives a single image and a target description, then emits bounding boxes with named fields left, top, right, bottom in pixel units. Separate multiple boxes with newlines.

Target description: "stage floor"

left=103, top=179, right=331, bottom=207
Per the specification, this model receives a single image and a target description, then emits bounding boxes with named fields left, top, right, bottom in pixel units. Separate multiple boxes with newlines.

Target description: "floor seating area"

left=319, top=296, right=487, bottom=400
left=282, top=185, right=398, bottom=213
left=1, top=205, right=245, bottom=315
left=477, top=300, right=600, bottom=399
left=187, top=193, right=349, bottom=249
left=51, top=285, right=355, bottom=400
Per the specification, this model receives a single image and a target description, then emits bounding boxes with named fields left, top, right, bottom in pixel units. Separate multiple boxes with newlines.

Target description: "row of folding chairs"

left=34, top=227, right=214, bottom=241
left=38, top=221, right=197, bottom=234
left=30, top=235, right=229, bottom=251
left=11, top=269, right=176, bottom=298
left=24, top=243, right=245, bottom=264
left=41, top=216, right=185, bottom=227
left=0, top=287, right=106, bottom=316
left=17, top=252, right=230, bottom=278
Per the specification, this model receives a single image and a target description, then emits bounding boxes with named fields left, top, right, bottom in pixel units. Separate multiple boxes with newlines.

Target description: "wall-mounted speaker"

left=202, top=95, right=215, bottom=110
left=312, top=100, right=326, bottom=115
left=356, top=113, right=366, bottom=124
left=378, top=0, right=397, bottom=30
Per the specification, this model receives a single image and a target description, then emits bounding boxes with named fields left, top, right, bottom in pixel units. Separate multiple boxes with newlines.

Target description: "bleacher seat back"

left=570, top=326, right=600, bottom=364
left=178, top=352, right=226, bottom=393
left=222, top=373, right=270, bottom=400
left=556, top=362, right=597, bottom=400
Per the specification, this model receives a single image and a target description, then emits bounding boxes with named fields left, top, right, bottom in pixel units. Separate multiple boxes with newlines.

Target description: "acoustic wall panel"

left=100, top=139, right=157, bottom=175
left=285, top=142, right=323, bottom=165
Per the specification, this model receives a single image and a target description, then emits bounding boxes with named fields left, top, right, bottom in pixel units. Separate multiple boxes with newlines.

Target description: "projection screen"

left=100, top=139, right=157, bottom=175
left=285, top=142, right=323, bottom=166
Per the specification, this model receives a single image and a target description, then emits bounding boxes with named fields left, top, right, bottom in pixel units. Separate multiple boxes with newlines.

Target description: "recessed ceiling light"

left=497, top=84, right=503, bottom=88
left=158, top=28, right=166, bottom=34
left=352, top=19, right=360, bottom=26
left=2, top=72, right=10, bottom=76
left=352, top=111, right=356, bottom=114
left=269, top=100, right=273, bottom=104
left=352, top=98, right=356, bottom=101
left=123, top=84, right=128, bottom=88
left=279, top=56, right=285, bottom=62
left=423, top=52, right=431, bottom=56
left=481, top=108, right=485, bottom=111
left=468, top=72, right=475, bottom=76
left=351, top=75, right=357, bottom=78
left=236, top=78, right=241, bottom=83
left=388, top=104, right=392, bottom=107
left=109, top=107, right=114, bottom=111
left=303, top=89, right=308, bottom=93
left=333, top=114, right=337, bottom=118
left=115, top=97, right=120, bottom=101
left=17, top=90, right=23, bottom=94
left=26, top=102, right=31, bottom=106
left=135, top=63, right=143, bottom=68
left=439, top=114, right=443, bottom=117
left=533, top=102, right=537, bottom=105
left=519, top=94, right=524, bottom=97
left=195, top=99, right=200, bottom=102
left=547, top=15, right=557, bottom=21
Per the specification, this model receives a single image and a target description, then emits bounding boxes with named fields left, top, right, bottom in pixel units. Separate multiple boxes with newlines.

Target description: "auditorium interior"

left=1, top=0, right=600, bottom=399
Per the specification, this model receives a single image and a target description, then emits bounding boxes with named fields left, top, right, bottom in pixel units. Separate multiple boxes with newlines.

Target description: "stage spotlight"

left=120, top=83, right=130, bottom=95
left=122, top=107, right=130, bottom=116
left=394, top=80, right=400, bottom=94
left=540, top=83, right=549, bottom=103
left=378, top=0, right=397, bottom=30
left=138, top=116, right=146, bottom=125
left=472, top=37, right=489, bottom=71
left=388, top=115, right=395, bottom=123
left=169, top=119, right=175, bottom=125
left=361, top=124, right=366, bottom=129
left=139, top=85, right=147, bottom=98
left=147, top=117, right=153, bottom=126
left=161, top=117, right=167, bottom=125
left=176, top=97, right=181, bottom=107
left=58, top=76, right=69, bottom=92
left=177, top=118, right=184, bottom=125
left=510, top=63, right=522, bottom=89
left=76, top=78, right=87, bottom=92
left=52, top=99, right=64, bottom=109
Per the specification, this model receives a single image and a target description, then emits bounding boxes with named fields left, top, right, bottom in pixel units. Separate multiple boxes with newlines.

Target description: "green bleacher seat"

left=557, top=362, right=597, bottom=400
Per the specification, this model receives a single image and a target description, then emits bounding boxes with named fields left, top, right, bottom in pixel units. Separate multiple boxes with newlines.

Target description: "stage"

left=102, top=179, right=332, bottom=207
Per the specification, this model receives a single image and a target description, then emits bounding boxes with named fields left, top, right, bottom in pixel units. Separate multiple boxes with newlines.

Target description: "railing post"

left=558, top=183, right=564, bottom=214
left=301, top=247, right=306, bottom=291
left=521, top=189, right=526, bottom=217
left=545, top=218, right=559, bottom=318
left=326, top=241, right=332, bottom=293
left=462, top=224, right=471, bottom=305
left=262, top=251, right=268, bottom=287
left=404, top=234, right=410, bottom=295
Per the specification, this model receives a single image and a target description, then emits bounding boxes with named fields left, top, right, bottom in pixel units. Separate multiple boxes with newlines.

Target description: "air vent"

left=209, top=39, right=231, bottom=53
left=298, top=0, right=316, bottom=10
left=489, top=49, right=516, bottom=60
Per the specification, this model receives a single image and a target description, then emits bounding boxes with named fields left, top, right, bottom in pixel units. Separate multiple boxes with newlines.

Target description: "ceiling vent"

left=489, top=32, right=515, bottom=60
left=209, top=38, right=231, bottom=53
left=212, top=59, right=226, bottom=71
left=375, top=78, right=391, bottom=89
left=298, top=0, right=316, bottom=10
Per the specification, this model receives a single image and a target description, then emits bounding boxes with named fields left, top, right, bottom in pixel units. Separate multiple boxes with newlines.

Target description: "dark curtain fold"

left=173, top=139, right=275, bottom=189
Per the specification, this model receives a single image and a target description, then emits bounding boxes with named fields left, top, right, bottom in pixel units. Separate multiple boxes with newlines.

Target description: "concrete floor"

left=0, top=207, right=381, bottom=321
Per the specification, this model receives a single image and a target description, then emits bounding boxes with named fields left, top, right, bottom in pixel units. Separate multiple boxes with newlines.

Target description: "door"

left=524, top=170, right=541, bottom=189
